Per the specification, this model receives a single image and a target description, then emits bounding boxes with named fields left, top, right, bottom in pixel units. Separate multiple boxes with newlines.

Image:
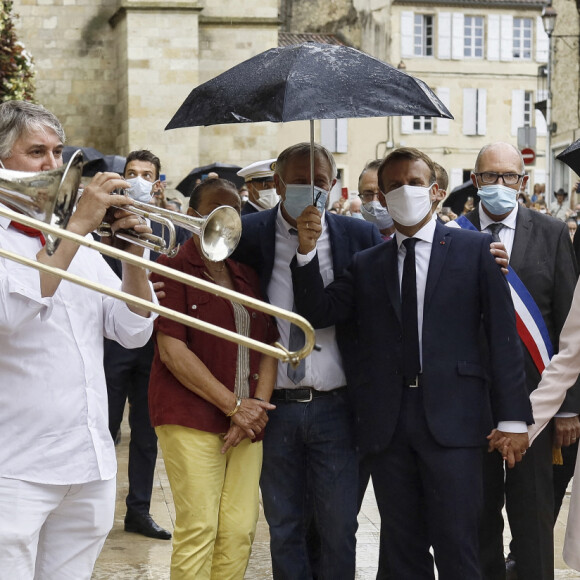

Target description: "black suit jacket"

left=291, top=222, right=532, bottom=456
left=233, top=205, right=383, bottom=382
left=465, top=206, right=580, bottom=413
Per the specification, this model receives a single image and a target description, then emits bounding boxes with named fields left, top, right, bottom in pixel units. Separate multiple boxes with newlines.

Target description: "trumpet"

left=100, top=195, right=242, bottom=262
left=0, top=165, right=316, bottom=365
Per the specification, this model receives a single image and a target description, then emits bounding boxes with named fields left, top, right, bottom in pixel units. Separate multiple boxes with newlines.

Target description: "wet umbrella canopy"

left=443, top=181, right=480, bottom=216
left=557, top=139, right=580, bottom=176
left=166, top=43, right=453, bottom=129
left=177, top=163, right=244, bottom=196
left=82, top=155, right=127, bottom=177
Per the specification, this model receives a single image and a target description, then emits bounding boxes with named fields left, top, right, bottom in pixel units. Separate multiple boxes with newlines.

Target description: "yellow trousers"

left=156, top=424, right=262, bottom=580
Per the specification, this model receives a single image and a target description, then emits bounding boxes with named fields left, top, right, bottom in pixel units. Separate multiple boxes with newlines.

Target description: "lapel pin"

left=440, top=240, right=446, bottom=245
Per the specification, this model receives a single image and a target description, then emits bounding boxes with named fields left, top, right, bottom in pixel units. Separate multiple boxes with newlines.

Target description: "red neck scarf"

left=10, top=221, right=46, bottom=246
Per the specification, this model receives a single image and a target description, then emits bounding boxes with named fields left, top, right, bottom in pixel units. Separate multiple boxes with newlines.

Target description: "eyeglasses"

left=358, top=191, right=382, bottom=203
left=474, top=172, right=525, bottom=185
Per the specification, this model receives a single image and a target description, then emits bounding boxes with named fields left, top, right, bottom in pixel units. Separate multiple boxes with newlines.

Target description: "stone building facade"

left=13, top=0, right=278, bottom=189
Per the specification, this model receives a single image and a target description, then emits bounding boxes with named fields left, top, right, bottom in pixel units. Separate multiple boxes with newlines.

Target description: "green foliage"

left=0, top=0, right=35, bottom=102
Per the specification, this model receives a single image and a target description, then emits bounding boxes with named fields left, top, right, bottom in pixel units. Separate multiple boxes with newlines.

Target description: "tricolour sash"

left=455, top=215, right=553, bottom=373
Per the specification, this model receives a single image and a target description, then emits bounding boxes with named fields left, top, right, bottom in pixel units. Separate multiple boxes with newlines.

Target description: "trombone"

left=0, top=159, right=316, bottom=365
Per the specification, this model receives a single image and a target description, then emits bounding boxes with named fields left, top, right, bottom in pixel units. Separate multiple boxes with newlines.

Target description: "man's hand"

left=68, top=172, right=131, bottom=236
left=487, top=429, right=529, bottom=468
left=553, top=416, right=580, bottom=448
left=296, top=206, right=322, bottom=255
left=490, top=242, right=509, bottom=275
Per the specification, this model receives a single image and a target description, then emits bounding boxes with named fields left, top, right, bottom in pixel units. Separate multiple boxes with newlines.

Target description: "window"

left=414, top=14, right=433, bottom=56
left=464, top=16, right=484, bottom=58
left=523, top=91, right=533, bottom=126
left=513, top=18, right=532, bottom=59
left=413, top=116, right=433, bottom=132
left=320, top=119, right=348, bottom=153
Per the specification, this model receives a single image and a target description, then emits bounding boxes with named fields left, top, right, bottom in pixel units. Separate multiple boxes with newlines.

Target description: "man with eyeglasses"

left=358, top=159, right=395, bottom=239
left=464, top=142, right=580, bottom=580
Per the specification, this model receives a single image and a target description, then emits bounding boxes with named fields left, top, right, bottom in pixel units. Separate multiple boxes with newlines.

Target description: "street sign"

left=521, top=147, right=536, bottom=165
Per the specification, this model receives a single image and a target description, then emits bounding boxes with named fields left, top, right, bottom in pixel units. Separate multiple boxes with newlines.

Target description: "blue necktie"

left=402, top=238, right=421, bottom=381
left=487, top=222, right=504, bottom=243
left=287, top=227, right=306, bottom=383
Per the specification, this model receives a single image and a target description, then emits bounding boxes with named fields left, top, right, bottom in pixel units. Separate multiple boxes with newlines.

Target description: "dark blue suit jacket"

left=291, top=221, right=533, bottom=456
left=233, top=205, right=383, bottom=382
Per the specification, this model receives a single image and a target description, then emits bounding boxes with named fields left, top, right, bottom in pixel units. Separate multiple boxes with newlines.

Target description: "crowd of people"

left=2, top=97, right=580, bottom=580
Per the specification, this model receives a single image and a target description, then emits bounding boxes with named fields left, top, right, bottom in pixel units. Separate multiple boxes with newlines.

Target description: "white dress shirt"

left=0, top=212, right=156, bottom=484
left=270, top=207, right=346, bottom=391
left=479, top=204, right=518, bottom=256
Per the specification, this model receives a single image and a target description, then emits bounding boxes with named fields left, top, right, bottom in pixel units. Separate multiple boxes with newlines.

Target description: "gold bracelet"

left=226, top=396, right=242, bottom=417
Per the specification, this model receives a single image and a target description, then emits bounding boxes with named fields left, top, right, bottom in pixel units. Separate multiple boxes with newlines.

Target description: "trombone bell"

left=0, top=150, right=83, bottom=255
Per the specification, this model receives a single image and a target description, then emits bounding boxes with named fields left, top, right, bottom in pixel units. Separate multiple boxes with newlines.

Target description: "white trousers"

left=0, top=476, right=115, bottom=580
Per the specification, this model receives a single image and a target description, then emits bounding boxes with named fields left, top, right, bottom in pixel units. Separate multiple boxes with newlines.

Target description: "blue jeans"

left=260, top=389, right=358, bottom=580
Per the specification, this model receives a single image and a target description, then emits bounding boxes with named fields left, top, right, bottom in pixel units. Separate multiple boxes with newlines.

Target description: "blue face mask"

left=282, top=182, right=329, bottom=220
left=477, top=184, right=518, bottom=215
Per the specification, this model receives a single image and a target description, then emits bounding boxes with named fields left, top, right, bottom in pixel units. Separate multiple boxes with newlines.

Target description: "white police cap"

left=237, top=159, right=277, bottom=182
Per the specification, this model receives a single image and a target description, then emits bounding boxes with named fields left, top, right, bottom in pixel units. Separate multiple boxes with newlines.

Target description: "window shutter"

left=401, top=11, right=414, bottom=58
left=463, top=88, right=477, bottom=135
left=451, top=13, right=464, bottom=60
left=487, top=14, right=500, bottom=61
left=535, top=109, right=547, bottom=136
left=336, top=119, right=348, bottom=153
left=438, top=13, right=451, bottom=59
left=450, top=168, right=465, bottom=192
left=477, top=88, right=487, bottom=135
left=500, top=15, right=514, bottom=61
left=401, top=116, right=414, bottom=134
left=536, top=16, right=548, bottom=62
left=320, top=119, right=336, bottom=152
left=511, top=89, right=525, bottom=136
left=436, top=87, right=451, bottom=135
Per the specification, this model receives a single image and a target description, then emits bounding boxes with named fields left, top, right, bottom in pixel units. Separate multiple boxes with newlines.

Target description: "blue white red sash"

left=455, top=215, right=553, bottom=373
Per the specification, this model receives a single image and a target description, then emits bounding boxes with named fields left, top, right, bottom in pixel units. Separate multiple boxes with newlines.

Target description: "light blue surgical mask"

left=281, top=179, right=329, bottom=220
left=477, top=184, right=518, bottom=215
left=350, top=211, right=365, bottom=220
left=361, top=200, right=394, bottom=230
left=126, top=176, right=154, bottom=203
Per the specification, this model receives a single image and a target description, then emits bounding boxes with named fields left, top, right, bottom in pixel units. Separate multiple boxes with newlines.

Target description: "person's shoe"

left=124, top=511, right=172, bottom=540
left=505, top=556, right=518, bottom=580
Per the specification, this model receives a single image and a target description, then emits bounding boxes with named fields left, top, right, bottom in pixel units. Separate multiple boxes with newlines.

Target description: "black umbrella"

left=443, top=181, right=479, bottom=216
left=176, top=163, right=244, bottom=196
left=82, top=154, right=127, bottom=177
left=166, top=43, right=452, bottom=129
left=557, top=139, right=580, bottom=176
left=62, top=146, right=104, bottom=163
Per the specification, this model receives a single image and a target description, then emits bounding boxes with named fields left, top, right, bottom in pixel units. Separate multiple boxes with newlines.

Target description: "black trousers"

left=479, top=425, right=554, bottom=580
left=105, top=338, right=158, bottom=515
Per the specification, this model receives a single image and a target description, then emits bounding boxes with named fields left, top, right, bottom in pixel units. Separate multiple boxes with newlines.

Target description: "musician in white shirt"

left=0, top=100, right=156, bottom=579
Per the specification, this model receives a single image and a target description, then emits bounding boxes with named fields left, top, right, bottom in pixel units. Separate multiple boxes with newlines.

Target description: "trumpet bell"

left=0, top=150, right=83, bottom=255
left=200, top=205, right=242, bottom=262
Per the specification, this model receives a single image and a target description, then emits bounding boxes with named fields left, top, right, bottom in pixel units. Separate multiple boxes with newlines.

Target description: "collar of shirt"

left=479, top=203, right=518, bottom=232
left=394, top=213, right=437, bottom=248
left=0, top=202, right=15, bottom=230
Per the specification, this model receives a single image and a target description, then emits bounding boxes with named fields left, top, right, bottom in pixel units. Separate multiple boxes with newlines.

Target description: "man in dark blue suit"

left=234, top=142, right=382, bottom=579
left=103, top=150, right=189, bottom=540
left=290, top=147, right=533, bottom=579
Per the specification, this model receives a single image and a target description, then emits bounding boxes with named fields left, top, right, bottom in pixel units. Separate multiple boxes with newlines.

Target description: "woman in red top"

left=149, top=178, right=278, bottom=580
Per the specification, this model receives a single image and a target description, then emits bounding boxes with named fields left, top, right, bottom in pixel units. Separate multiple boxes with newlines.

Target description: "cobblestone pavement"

left=92, top=426, right=579, bottom=579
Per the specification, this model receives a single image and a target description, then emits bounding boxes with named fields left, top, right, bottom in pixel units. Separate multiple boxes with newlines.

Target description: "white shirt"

left=270, top=207, right=346, bottom=391
left=479, top=203, right=518, bottom=256
left=0, top=212, right=156, bottom=484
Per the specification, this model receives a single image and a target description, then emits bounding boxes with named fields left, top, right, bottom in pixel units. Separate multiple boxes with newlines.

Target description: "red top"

left=148, top=238, right=278, bottom=434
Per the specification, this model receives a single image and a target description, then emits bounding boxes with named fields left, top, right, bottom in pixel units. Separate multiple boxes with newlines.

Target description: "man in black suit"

left=465, top=142, right=580, bottom=580
left=104, top=150, right=188, bottom=540
left=233, top=142, right=382, bottom=579
left=291, top=147, right=532, bottom=579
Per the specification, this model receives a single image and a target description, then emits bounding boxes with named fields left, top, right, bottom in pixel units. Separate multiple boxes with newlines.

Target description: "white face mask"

left=126, top=176, right=154, bottom=203
left=385, top=183, right=434, bottom=227
left=256, top=187, right=280, bottom=210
